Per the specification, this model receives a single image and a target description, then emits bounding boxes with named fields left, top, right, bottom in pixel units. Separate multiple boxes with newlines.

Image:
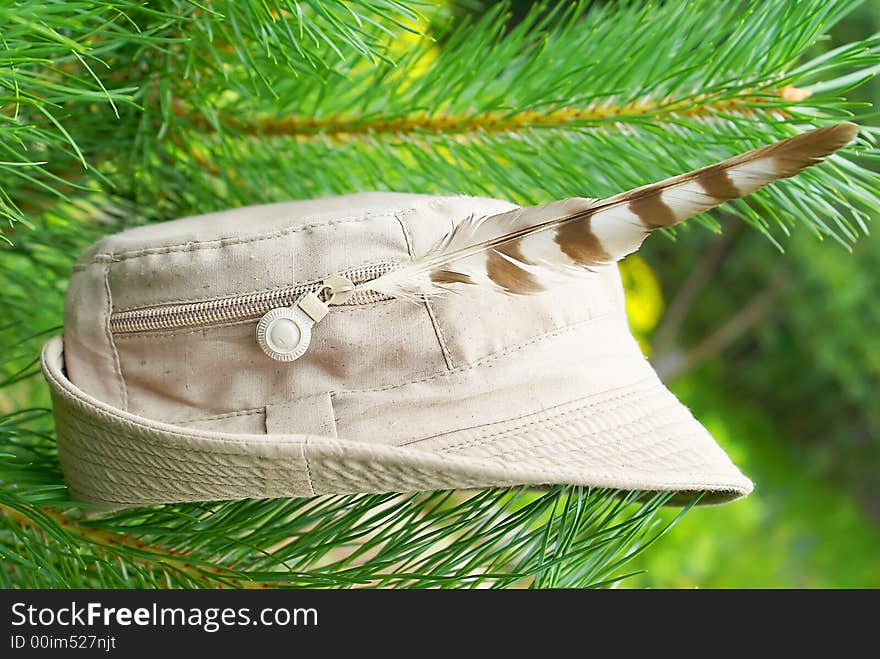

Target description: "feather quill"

left=358, top=123, right=858, bottom=299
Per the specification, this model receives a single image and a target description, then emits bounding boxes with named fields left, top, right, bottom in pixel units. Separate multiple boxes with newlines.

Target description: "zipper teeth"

left=110, top=263, right=394, bottom=334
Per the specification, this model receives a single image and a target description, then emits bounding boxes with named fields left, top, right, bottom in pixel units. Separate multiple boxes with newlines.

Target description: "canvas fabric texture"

left=42, top=192, right=753, bottom=507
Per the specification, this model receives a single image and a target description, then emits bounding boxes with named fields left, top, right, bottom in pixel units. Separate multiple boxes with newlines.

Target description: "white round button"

left=256, top=307, right=312, bottom=362
left=267, top=317, right=301, bottom=352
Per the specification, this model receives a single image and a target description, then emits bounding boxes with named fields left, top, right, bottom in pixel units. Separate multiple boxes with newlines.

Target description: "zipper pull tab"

left=320, top=274, right=355, bottom=306
left=256, top=276, right=353, bottom=362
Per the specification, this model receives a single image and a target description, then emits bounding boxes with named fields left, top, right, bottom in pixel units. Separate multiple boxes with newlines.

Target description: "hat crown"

left=64, top=193, right=623, bottom=440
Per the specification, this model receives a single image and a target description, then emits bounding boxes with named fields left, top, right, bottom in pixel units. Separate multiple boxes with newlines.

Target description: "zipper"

left=109, top=262, right=394, bottom=335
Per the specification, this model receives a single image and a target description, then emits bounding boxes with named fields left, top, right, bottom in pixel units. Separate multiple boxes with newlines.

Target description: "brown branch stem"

left=174, top=86, right=808, bottom=141
left=0, top=502, right=272, bottom=588
left=653, top=275, right=787, bottom=382
left=652, top=219, right=742, bottom=354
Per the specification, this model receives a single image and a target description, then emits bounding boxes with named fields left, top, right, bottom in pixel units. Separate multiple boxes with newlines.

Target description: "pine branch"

left=0, top=1, right=424, bottom=239
left=1, top=0, right=878, bottom=589
left=165, top=0, right=424, bottom=86
left=0, top=466, right=678, bottom=588
left=175, top=86, right=816, bottom=138
left=155, top=0, right=880, bottom=245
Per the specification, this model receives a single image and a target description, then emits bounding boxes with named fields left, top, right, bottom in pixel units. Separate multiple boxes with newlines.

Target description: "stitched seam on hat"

left=56, top=413, right=322, bottom=493
left=42, top=349, right=301, bottom=450
left=129, top=350, right=652, bottom=431
left=169, top=407, right=264, bottom=424
left=167, top=392, right=342, bottom=426
left=473, top=431, right=719, bottom=477
left=82, top=198, right=468, bottom=265
left=394, top=211, right=455, bottom=371
left=414, top=378, right=658, bottom=450
left=102, top=262, right=128, bottom=411
left=426, top=385, right=660, bottom=450
left=57, top=408, right=303, bottom=468
left=495, top=398, right=687, bottom=462
left=425, top=302, right=454, bottom=369
left=58, top=409, right=286, bottom=452
left=519, top=430, right=715, bottom=472
left=60, top=457, right=280, bottom=497
left=48, top=386, right=310, bottom=450
left=58, top=443, right=266, bottom=485
left=43, top=360, right=260, bottom=446
left=301, top=437, right=316, bottom=496
left=447, top=419, right=690, bottom=469
left=442, top=396, right=682, bottom=455
left=332, top=311, right=615, bottom=395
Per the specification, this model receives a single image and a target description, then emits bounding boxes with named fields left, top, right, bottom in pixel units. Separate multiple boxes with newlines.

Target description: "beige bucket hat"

left=41, top=192, right=752, bottom=507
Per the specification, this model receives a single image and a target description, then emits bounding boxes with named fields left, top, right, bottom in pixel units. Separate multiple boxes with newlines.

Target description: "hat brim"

left=42, top=335, right=752, bottom=508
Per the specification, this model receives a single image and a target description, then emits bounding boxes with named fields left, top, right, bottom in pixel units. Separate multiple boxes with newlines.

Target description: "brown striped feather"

left=626, top=194, right=677, bottom=229
left=554, top=216, right=611, bottom=265
left=601, top=122, right=859, bottom=229
left=430, top=271, right=475, bottom=286
left=358, top=123, right=858, bottom=299
left=486, top=242, right=545, bottom=293
left=697, top=167, right=741, bottom=200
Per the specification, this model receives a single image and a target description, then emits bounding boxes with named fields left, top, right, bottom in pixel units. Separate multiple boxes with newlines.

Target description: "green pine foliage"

left=1, top=0, right=878, bottom=588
